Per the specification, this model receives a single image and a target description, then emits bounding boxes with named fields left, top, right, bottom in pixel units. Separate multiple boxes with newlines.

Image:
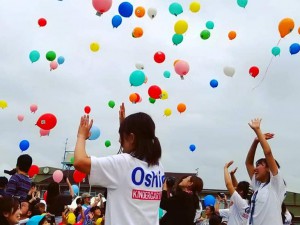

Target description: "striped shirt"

left=6, top=173, right=31, bottom=201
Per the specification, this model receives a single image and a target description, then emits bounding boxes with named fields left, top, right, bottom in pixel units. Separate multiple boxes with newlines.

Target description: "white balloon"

left=223, top=66, right=235, bottom=77
left=135, top=62, right=144, bottom=70
left=147, top=8, right=157, bottom=19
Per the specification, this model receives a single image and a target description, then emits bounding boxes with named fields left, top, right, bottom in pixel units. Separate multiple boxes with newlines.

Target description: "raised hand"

left=119, top=102, right=125, bottom=124
left=230, top=167, right=238, bottom=175
left=77, top=115, right=93, bottom=140
left=224, top=160, right=234, bottom=169
left=248, top=118, right=262, bottom=130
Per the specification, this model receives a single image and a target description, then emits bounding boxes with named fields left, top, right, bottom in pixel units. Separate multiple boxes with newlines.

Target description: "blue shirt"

left=6, top=173, right=31, bottom=201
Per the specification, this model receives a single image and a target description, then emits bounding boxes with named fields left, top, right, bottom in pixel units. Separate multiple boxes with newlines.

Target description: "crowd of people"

left=0, top=105, right=295, bottom=225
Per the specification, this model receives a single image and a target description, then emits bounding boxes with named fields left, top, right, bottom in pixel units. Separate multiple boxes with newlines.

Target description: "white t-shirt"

left=283, top=210, right=292, bottom=225
left=222, top=191, right=249, bottom=225
left=247, top=171, right=286, bottom=225
left=89, top=153, right=164, bottom=225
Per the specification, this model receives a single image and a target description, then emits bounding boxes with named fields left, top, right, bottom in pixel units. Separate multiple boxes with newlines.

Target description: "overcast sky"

left=1, top=0, right=300, bottom=193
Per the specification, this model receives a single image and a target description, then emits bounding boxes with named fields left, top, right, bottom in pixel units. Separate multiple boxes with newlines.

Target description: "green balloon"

left=105, top=140, right=111, bottom=147
left=172, top=34, right=184, bottom=45
left=169, top=3, right=183, bottom=16
left=29, top=50, right=40, bottom=63
left=149, top=97, right=156, bottom=104
left=46, top=51, right=56, bottom=61
left=206, top=21, right=214, bottom=30
left=108, top=100, right=115, bottom=108
left=200, top=30, right=211, bottom=40
left=70, top=157, right=74, bottom=164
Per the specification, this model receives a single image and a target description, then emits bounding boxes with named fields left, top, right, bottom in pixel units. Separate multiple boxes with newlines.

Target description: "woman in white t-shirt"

left=245, top=118, right=286, bottom=225
left=74, top=103, right=164, bottom=225
left=220, top=161, right=251, bottom=225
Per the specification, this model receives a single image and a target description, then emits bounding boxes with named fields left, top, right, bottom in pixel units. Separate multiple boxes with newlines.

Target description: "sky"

left=1, top=0, right=300, bottom=193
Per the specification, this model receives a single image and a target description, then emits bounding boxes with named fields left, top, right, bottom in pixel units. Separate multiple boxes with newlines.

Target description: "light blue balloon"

left=112, top=15, right=122, bottom=28
left=237, top=0, right=248, bottom=8
left=118, top=2, right=133, bottom=18
left=89, top=125, right=101, bottom=140
left=72, top=184, right=79, bottom=195
left=206, top=21, right=214, bottom=30
left=57, top=56, right=65, bottom=65
left=129, top=70, right=146, bottom=86
left=169, top=3, right=183, bottom=16
left=289, top=43, right=300, bottom=55
left=271, top=47, right=280, bottom=56
left=210, top=79, right=218, bottom=88
left=29, top=50, right=40, bottom=63
left=159, top=208, right=164, bottom=219
left=19, top=140, right=30, bottom=151
left=163, top=71, right=171, bottom=78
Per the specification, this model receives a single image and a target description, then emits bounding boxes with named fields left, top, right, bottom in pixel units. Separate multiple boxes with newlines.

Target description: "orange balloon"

left=135, top=6, right=145, bottom=18
left=129, top=93, right=138, bottom=103
left=132, top=27, right=143, bottom=38
left=298, top=27, right=300, bottom=35
left=177, top=103, right=186, bottom=113
left=278, top=18, right=294, bottom=38
left=228, top=31, right=236, bottom=40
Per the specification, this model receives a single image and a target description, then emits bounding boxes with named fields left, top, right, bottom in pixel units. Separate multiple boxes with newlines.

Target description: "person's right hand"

left=224, top=160, right=234, bottom=169
left=248, top=118, right=262, bottom=131
left=77, top=115, right=93, bottom=140
left=119, top=102, right=125, bottom=124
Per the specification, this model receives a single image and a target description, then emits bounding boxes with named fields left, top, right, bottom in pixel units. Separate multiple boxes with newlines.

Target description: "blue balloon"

left=129, top=70, right=146, bottom=86
left=19, top=140, right=30, bottom=151
left=118, top=2, right=133, bottom=18
left=210, top=79, right=218, bottom=88
left=289, top=43, right=300, bottom=55
left=204, top=195, right=216, bottom=207
left=72, top=184, right=79, bottom=195
left=163, top=70, right=171, bottom=78
left=57, top=56, right=65, bottom=65
left=189, top=144, right=196, bottom=152
left=112, top=15, right=122, bottom=28
left=89, top=126, right=101, bottom=140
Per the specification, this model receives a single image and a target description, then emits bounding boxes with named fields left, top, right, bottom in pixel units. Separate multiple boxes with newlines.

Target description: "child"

left=6, top=154, right=32, bottom=202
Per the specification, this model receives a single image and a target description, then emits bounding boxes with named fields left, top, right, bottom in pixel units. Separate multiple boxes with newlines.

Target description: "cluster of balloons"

left=169, top=2, right=201, bottom=16
left=29, top=50, right=64, bottom=71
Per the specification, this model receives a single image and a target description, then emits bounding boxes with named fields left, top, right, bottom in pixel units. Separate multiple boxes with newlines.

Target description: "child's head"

left=119, top=112, right=161, bottom=166
left=0, top=176, right=8, bottom=189
left=236, top=181, right=250, bottom=199
left=16, top=154, right=32, bottom=173
left=26, top=215, right=49, bottom=225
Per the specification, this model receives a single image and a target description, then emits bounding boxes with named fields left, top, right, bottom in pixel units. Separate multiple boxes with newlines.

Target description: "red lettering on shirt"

left=132, top=189, right=162, bottom=200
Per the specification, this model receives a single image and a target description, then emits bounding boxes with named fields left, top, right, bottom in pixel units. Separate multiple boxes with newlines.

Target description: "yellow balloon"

left=174, top=20, right=188, bottom=34
left=90, top=42, right=100, bottom=52
left=67, top=212, right=76, bottom=224
left=161, top=90, right=169, bottom=100
left=164, top=108, right=172, bottom=117
left=0, top=100, right=8, bottom=109
left=190, top=1, right=201, bottom=13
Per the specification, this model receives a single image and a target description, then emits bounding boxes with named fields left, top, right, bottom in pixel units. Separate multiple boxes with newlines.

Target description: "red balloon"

left=38, top=18, right=47, bottom=27
left=43, top=191, right=47, bottom=201
left=249, top=66, right=259, bottom=78
left=148, top=85, right=162, bottom=99
left=154, top=51, right=166, bottom=63
left=36, top=113, right=57, bottom=130
left=28, top=165, right=39, bottom=178
left=73, top=170, right=86, bottom=183
left=84, top=106, right=91, bottom=114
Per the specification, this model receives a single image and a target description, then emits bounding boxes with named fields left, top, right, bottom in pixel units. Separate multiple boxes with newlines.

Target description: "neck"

left=18, top=171, right=27, bottom=176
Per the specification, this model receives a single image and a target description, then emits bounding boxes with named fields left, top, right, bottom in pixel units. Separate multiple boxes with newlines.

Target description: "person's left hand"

left=224, top=160, right=234, bottom=169
left=248, top=118, right=262, bottom=131
left=77, top=115, right=93, bottom=139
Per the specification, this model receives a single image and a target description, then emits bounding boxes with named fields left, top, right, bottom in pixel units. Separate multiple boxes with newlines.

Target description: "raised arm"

left=248, top=118, right=277, bottom=175
left=245, top=138, right=259, bottom=179
left=224, top=161, right=235, bottom=196
left=74, top=115, right=93, bottom=174
left=119, top=102, right=125, bottom=124
left=66, top=177, right=75, bottom=198
left=230, top=167, right=238, bottom=188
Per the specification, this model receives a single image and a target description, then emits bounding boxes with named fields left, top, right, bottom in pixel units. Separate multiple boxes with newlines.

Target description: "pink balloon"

left=92, top=0, right=112, bottom=14
left=50, top=61, right=58, bottom=71
left=40, top=129, right=50, bottom=137
left=174, top=60, right=190, bottom=77
left=17, top=115, right=24, bottom=122
left=30, top=104, right=38, bottom=113
left=53, top=170, right=63, bottom=183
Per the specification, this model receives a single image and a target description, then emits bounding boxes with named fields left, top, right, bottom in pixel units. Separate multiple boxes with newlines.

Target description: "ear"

left=128, top=133, right=135, bottom=144
left=3, top=212, right=10, bottom=218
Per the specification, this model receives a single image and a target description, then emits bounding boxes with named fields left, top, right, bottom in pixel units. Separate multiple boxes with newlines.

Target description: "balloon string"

left=252, top=38, right=281, bottom=90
